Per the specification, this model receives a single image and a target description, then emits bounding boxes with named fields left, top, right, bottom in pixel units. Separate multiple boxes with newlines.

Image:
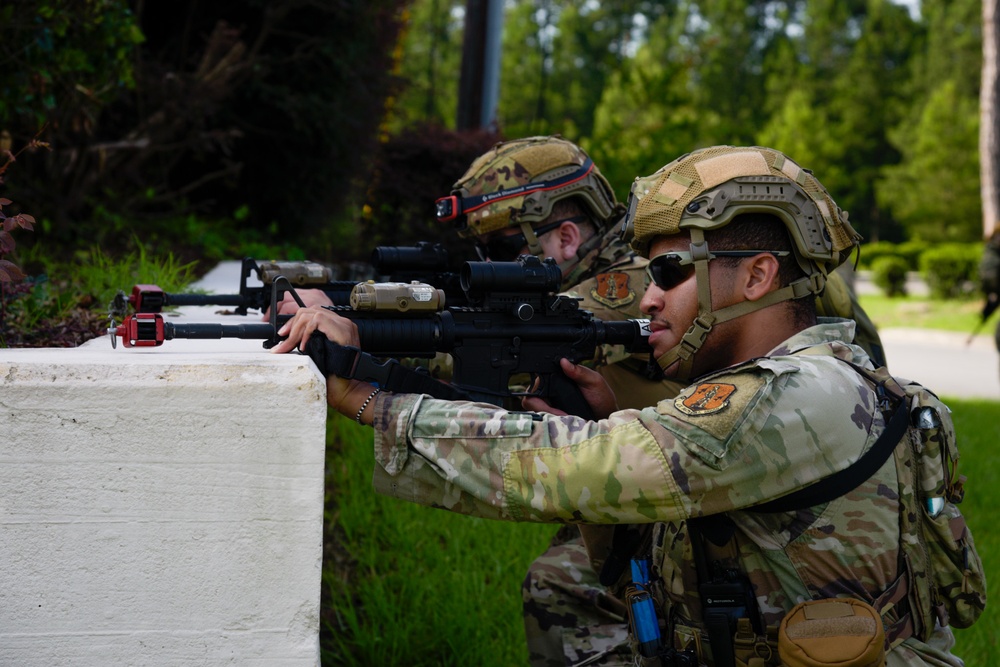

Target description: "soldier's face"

left=640, top=235, right=743, bottom=377
left=640, top=236, right=698, bottom=365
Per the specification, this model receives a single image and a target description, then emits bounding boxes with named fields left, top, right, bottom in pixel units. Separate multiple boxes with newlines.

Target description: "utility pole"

left=456, top=0, right=503, bottom=130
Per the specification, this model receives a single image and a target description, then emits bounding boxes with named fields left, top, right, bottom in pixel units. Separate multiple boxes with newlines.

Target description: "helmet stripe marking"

left=457, top=159, right=595, bottom=216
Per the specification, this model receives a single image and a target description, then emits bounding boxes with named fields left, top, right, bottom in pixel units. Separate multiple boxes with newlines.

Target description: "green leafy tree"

left=589, top=9, right=709, bottom=198
left=2, top=0, right=409, bottom=257
left=877, top=79, right=981, bottom=242
left=390, top=0, right=465, bottom=130
left=756, top=0, right=919, bottom=242
left=911, top=0, right=982, bottom=100
left=672, top=0, right=777, bottom=145
left=756, top=88, right=840, bottom=172
left=497, top=1, right=678, bottom=140
left=875, top=0, right=982, bottom=243
left=0, top=0, right=141, bottom=132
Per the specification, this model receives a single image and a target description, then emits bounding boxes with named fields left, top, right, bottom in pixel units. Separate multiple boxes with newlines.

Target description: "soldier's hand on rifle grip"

left=272, top=306, right=370, bottom=418
left=262, top=288, right=334, bottom=320
left=521, top=358, right=619, bottom=420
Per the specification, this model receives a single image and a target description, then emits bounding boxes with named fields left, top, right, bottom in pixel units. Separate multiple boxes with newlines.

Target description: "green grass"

left=322, top=397, right=999, bottom=665
left=858, top=293, right=998, bottom=334
left=948, top=398, right=1000, bottom=664
left=320, top=415, right=555, bottom=667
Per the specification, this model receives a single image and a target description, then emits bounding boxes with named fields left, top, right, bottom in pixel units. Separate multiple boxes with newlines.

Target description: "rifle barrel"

left=164, top=322, right=278, bottom=340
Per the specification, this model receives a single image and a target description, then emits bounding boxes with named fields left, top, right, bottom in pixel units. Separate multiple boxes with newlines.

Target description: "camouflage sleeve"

left=370, top=391, right=687, bottom=522
left=368, top=352, right=881, bottom=525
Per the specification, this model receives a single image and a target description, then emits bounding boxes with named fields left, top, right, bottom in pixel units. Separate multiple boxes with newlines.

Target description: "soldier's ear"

left=557, top=220, right=583, bottom=260
left=742, top=253, right=782, bottom=301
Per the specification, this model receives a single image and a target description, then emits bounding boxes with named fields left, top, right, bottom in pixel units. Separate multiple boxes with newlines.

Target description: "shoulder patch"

left=590, top=271, right=635, bottom=309
left=657, top=371, right=772, bottom=464
left=674, top=382, right=737, bottom=415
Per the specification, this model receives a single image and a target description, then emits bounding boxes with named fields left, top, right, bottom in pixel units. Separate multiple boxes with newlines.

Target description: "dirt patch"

left=1, top=305, right=108, bottom=348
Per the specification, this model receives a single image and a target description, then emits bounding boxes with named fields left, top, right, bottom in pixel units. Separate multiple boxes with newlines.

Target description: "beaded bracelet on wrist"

left=354, top=387, right=381, bottom=424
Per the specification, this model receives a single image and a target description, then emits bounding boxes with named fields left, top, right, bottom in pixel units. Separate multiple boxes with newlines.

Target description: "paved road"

left=853, top=270, right=1000, bottom=400
left=878, top=328, right=999, bottom=401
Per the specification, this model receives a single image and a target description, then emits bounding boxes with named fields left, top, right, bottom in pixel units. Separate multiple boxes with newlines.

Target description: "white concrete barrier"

left=0, top=263, right=326, bottom=666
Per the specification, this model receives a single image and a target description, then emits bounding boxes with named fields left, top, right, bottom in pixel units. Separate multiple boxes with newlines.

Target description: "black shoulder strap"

left=601, top=357, right=910, bottom=585
left=746, top=395, right=909, bottom=513
left=304, top=334, right=474, bottom=401
left=747, top=359, right=910, bottom=514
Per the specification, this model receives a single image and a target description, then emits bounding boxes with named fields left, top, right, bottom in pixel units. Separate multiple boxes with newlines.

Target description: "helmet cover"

left=624, top=146, right=861, bottom=277
left=437, top=136, right=621, bottom=238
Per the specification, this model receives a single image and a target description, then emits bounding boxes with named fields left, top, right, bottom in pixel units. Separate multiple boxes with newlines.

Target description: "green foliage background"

left=0, top=0, right=990, bottom=274
left=392, top=0, right=985, bottom=247
left=2, top=3, right=998, bottom=665
left=1, top=0, right=410, bottom=266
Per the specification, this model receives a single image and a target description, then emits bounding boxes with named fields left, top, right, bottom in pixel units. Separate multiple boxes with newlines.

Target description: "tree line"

left=0, top=0, right=987, bottom=268
left=393, top=0, right=984, bottom=246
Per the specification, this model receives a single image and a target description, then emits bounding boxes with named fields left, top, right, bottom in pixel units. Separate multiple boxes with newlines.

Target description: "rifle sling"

left=305, top=335, right=473, bottom=402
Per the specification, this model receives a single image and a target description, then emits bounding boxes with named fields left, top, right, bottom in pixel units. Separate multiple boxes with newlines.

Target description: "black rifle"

left=110, top=256, right=652, bottom=420
left=369, top=241, right=465, bottom=304
left=108, top=275, right=301, bottom=349
left=305, top=255, right=652, bottom=419
left=121, top=242, right=465, bottom=315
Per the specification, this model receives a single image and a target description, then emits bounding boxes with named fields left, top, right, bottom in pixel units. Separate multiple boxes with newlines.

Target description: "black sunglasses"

left=473, top=217, right=586, bottom=262
left=645, top=249, right=790, bottom=291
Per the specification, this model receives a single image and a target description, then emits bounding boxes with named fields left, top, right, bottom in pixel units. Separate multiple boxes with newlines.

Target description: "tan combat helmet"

left=434, top=136, right=622, bottom=258
left=622, top=145, right=862, bottom=379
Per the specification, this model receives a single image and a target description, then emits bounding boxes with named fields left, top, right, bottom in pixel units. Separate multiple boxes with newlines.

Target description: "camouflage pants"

left=522, top=528, right=634, bottom=667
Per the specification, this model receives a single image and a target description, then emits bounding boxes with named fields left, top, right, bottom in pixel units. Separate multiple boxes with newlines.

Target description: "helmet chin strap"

left=519, top=221, right=546, bottom=258
left=654, top=229, right=823, bottom=382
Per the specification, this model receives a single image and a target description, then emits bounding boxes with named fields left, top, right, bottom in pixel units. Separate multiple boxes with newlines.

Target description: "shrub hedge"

left=859, top=241, right=984, bottom=299
left=919, top=243, right=982, bottom=300
left=871, top=255, right=909, bottom=297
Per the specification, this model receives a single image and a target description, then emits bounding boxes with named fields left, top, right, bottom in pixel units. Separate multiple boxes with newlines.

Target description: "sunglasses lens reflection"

left=648, top=256, right=693, bottom=290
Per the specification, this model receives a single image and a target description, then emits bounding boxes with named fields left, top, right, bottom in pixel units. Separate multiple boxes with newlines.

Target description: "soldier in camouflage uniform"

left=435, top=135, right=680, bottom=407
left=435, top=136, right=890, bottom=666
left=435, top=135, right=682, bottom=666
left=275, top=146, right=975, bottom=666
left=266, top=136, right=683, bottom=665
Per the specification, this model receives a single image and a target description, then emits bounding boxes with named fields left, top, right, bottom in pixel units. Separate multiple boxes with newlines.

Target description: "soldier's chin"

left=655, top=354, right=683, bottom=379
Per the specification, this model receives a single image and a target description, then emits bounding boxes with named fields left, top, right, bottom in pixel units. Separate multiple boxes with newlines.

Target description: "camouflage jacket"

left=368, top=319, right=960, bottom=665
